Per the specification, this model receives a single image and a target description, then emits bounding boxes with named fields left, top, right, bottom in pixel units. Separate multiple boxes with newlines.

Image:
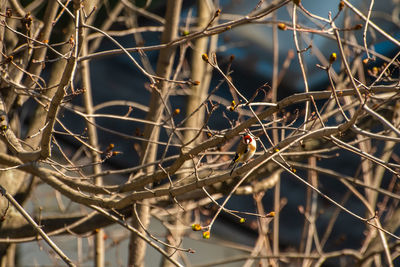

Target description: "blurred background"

left=6, top=0, right=400, bottom=266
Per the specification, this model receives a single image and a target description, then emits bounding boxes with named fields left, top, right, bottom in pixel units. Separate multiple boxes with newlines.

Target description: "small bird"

left=229, top=133, right=257, bottom=176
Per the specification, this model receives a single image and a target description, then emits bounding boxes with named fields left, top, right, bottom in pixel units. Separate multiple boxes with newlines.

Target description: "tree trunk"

left=161, top=1, right=213, bottom=266
left=128, top=1, right=182, bottom=266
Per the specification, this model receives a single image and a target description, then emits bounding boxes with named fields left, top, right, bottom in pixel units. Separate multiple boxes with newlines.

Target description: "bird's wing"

left=229, top=153, right=240, bottom=167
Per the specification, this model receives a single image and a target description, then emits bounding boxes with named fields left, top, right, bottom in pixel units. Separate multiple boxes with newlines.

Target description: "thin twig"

left=0, top=185, right=76, bottom=266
